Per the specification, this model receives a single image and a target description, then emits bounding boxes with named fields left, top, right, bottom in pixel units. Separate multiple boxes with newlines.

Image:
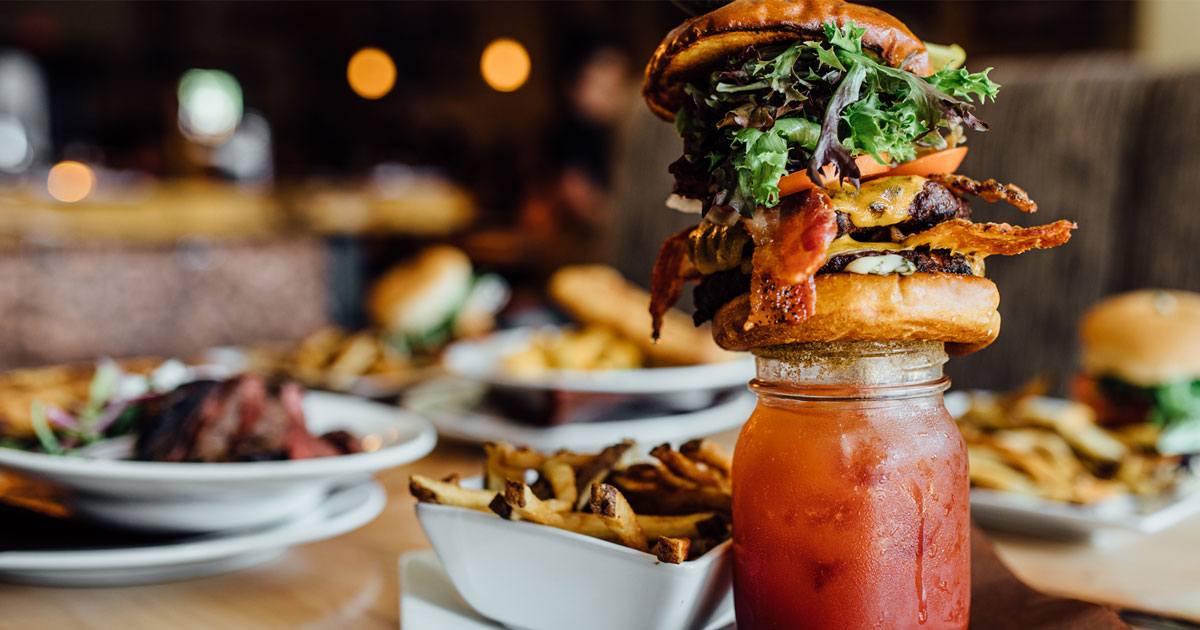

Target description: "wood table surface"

left=3, top=431, right=1199, bottom=629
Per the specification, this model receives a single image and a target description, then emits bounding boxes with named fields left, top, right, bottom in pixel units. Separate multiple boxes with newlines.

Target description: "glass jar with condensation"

left=732, top=341, right=969, bottom=630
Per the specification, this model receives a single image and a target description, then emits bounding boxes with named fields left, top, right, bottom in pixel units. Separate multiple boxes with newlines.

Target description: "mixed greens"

left=15, top=359, right=198, bottom=455
left=672, top=21, right=1000, bottom=215
left=1100, top=377, right=1200, bottom=455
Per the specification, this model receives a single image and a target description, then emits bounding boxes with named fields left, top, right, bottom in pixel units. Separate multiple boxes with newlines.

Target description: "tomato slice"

left=777, top=154, right=890, bottom=197
left=882, top=146, right=968, bottom=178
left=777, top=147, right=968, bottom=198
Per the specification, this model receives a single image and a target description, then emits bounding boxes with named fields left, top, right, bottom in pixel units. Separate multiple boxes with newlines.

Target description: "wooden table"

left=3, top=435, right=1199, bottom=629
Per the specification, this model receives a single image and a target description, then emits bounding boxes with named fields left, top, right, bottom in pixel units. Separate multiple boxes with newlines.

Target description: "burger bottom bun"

left=712, top=272, right=1001, bottom=355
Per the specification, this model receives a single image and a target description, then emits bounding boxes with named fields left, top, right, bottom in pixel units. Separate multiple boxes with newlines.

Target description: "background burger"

left=643, top=0, right=1076, bottom=353
left=1074, top=290, right=1200, bottom=455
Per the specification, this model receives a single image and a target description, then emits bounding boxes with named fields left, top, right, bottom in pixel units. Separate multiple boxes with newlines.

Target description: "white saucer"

left=404, top=378, right=755, bottom=452
left=0, top=479, right=386, bottom=586
left=443, top=327, right=754, bottom=395
left=399, top=550, right=736, bottom=630
left=0, top=392, right=435, bottom=533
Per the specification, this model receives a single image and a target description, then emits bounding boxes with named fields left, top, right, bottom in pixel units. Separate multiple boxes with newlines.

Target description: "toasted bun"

left=711, top=272, right=1000, bottom=354
left=548, top=265, right=736, bottom=366
left=643, top=0, right=931, bottom=120
left=1079, top=290, right=1200, bottom=386
left=368, top=246, right=473, bottom=335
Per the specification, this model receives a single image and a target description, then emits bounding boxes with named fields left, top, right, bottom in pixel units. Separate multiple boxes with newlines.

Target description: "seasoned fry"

left=503, top=480, right=572, bottom=519
left=590, top=483, right=649, bottom=552
left=573, top=440, right=635, bottom=510
left=484, top=442, right=528, bottom=492
left=410, top=475, right=498, bottom=510
left=542, top=457, right=578, bottom=507
left=653, top=536, right=691, bottom=564
left=679, top=438, right=733, bottom=477
left=651, top=443, right=729, bottom=491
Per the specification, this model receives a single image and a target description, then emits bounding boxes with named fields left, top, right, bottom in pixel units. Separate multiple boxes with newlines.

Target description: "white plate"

left=399, top=550, right=735, bottom=630
left=405, top=378, right=754, bottom=452
left=0, top=392, right=435, bottom=533
left=0, top=479, right=385, bottom=586
left=443, top=328, right=754, bottom=395
left=946, top=390, right=1200, bottom=537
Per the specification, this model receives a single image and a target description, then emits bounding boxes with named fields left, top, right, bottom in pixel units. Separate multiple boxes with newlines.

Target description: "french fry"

left=679, top=439, right=732, bottom=477
left=653, top=536, right=690, bottom=564
left=573, top=440, right=635, bottom=510
left=409, top=475, right=498, bottom=510
left=484, top=442, right=528, bottom=492
left=541, top=457, right=577, bottom=506
left=589, top=483, right=649, bottom=552
left=651, top=443, right=729, bottom=492
left=503, top=480, right=572, bottom=521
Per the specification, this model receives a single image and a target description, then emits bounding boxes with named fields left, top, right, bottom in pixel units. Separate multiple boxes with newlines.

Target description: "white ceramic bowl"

left=415, top=479, right=733, bottom=630
left=0, top=392, right=436, bottom=533
left=443, top=327, right=754, bottom=395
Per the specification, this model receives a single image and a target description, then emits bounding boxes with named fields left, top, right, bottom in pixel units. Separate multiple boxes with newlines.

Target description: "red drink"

left=732, top=342, right=970, bottom=630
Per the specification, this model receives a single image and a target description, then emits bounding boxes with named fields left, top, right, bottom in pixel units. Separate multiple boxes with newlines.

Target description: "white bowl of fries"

left=411, top=440, right=735, bottom=630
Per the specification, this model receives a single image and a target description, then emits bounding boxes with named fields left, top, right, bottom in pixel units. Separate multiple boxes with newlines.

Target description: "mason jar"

left=732, top=341, right=970, bottom=630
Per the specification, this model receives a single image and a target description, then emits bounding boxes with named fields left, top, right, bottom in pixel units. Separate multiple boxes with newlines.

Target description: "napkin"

left=970, top=527, right=1130, bottom=629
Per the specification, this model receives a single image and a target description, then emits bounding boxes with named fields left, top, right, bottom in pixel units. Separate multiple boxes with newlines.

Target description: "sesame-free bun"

left=643, top=0, right=932, bottom=120
left=548, top=265, right=737, bottom=366
left=368, top=246, right=474, bottom=336
left=1079, top=290, right=1200, bottom=386
left=711, top=272, right=1001, bottom=354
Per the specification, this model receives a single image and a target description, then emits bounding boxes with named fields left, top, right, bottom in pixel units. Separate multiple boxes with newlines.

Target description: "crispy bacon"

left=744, top=190, right=838, bottom=329
left=927, top=173, right=1037, bottom=213
left=901, top=219, right=1076, bottom=256
left=649, top=226, right=700, bottom=340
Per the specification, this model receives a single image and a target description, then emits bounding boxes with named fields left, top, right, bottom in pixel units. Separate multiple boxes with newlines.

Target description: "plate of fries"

left=443, top=327, right=754, bottom=395
left=214, top=326, right=435, bottom=398
left=949, top=386, right=1200, bottom=536
left=410, top=440, right=734, bottom=630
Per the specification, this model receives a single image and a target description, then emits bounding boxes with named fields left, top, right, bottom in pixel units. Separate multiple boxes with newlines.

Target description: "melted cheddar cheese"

left=827, top=176, right=927, bottom=228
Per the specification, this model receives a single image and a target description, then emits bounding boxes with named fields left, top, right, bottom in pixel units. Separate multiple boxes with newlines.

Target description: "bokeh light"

left=177, top=69, right=243, bottom=144
left=480, top=38, right=530, bottom=92
left=0, top=114, right=31, bottom=172
left=347, top=48, right=396, bottom=99
left=47, top=160, right=95, bottom=203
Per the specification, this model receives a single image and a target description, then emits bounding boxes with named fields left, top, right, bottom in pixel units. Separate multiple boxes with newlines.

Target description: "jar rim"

left=749, top=375, right=951, bottom=401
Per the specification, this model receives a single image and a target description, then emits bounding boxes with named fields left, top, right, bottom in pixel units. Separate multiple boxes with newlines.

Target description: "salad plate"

left=0, top=479, right=384, bottom=586
left=443, top=327, right=754, bottom=395
left=0, top=391, right=435, bottom=533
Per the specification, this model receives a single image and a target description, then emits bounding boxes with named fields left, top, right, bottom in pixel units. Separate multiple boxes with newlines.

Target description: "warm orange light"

left=480, top=38, right=530, bottom=92
left=347, top=47, right=396, bottom=99
left=47, top=161, right=95, bottom=203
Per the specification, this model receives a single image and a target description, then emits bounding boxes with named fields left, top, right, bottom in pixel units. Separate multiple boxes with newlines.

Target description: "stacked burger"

left=645, top=0, right=1076, bottom=353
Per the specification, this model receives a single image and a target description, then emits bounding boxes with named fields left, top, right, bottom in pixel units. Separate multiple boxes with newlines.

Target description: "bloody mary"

left=732, top=342, right=970, bottom=630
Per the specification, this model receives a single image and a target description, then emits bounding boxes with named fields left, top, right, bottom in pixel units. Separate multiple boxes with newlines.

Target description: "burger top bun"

left=643, top=0, right=932, bottom=120
left=368, top=245, right=473, bottom=336
left=1079, top=290, right=1200, bottom=386
left=711, top=272, right=1001, bottom=355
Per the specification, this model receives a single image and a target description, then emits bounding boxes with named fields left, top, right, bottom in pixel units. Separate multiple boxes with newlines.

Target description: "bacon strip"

left=745, top=190, right=838, bottom=329
left=649, top=226, right=699, bottom=340
left=901, top=219, right=1076, bottom=256
left=928, top=173, right=1038, bottom=213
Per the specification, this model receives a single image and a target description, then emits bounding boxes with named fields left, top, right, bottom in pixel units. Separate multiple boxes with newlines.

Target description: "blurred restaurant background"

left=0, top=0, right=1197, bottom=392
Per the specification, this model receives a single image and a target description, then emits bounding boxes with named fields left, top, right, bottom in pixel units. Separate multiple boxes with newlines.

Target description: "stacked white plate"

left=415, top=328, right=757, bottom=451
left=0, top=392, right=437, bottom=585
